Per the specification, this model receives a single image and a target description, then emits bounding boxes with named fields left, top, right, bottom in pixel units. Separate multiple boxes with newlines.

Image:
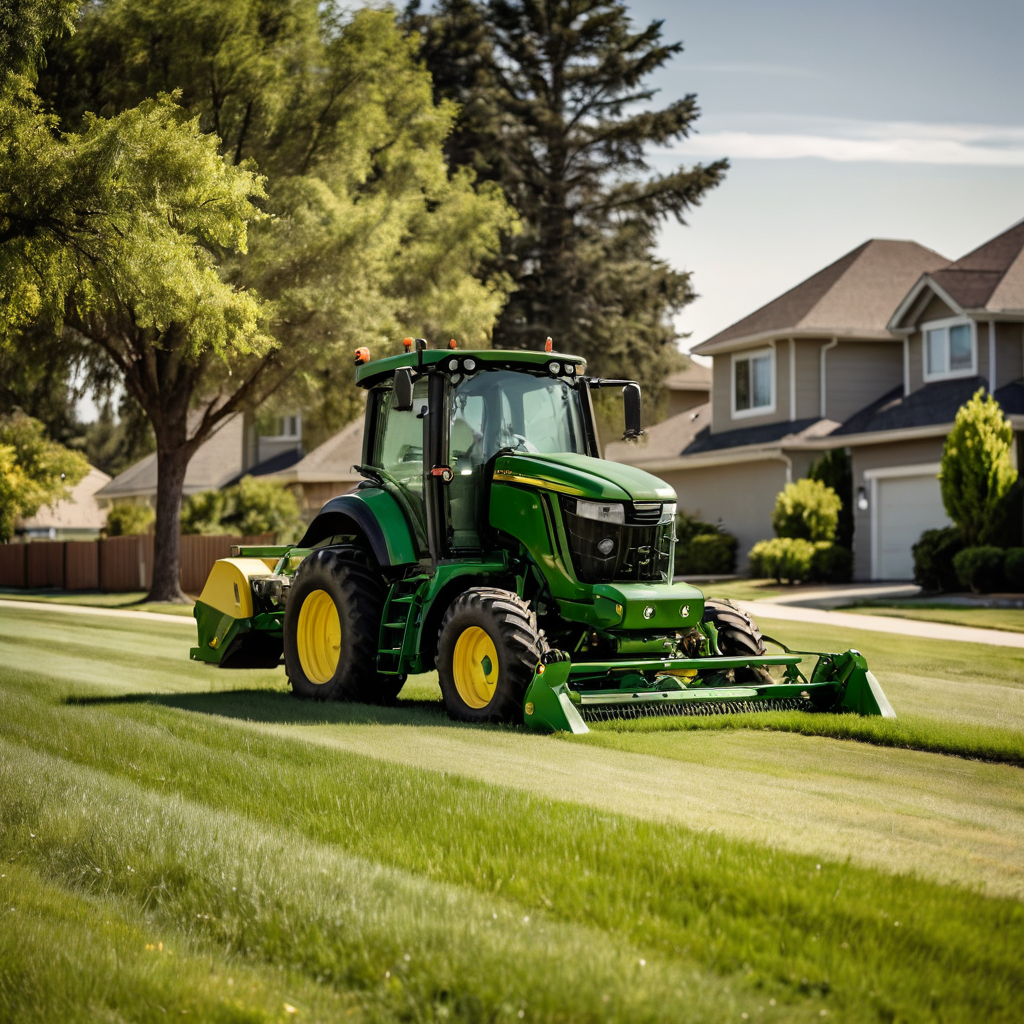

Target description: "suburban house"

left=95, top=411, right=305, bottom=510
left=16, top=465, right=111, bottom=541
left=662, top=365, right=711, bottom=417
left=607, top=219, right=1024, bottom=580
left=261, top=417, right=364, bottom=517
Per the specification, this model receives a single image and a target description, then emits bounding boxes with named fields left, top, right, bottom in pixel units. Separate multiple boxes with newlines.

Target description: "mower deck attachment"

left=522, top=648, right=895, bottom=735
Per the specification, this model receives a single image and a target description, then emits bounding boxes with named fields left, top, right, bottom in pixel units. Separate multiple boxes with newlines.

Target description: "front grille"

left=561, top=498, right=674, bottom=583
left=629, top=502, right=663, bottom=525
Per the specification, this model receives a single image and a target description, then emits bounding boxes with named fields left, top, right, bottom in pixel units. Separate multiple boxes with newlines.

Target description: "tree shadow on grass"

left=65, top=688, right=461, bottom=729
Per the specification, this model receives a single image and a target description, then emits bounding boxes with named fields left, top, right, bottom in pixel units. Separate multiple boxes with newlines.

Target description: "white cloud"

left=669, top=120, right=1024, bottom=166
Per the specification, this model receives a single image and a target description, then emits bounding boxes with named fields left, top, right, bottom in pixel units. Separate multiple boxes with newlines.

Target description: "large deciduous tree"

left=406, top=0, right=728, bottom=392
left=2, top=0, right=515, bottom=600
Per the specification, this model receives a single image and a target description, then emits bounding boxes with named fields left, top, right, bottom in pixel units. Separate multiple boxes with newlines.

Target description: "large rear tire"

left=284, top=546, right=404, bottom=703
left=436, top=588, right=543, bottom=724
left=702, top=598, right=769, bottom=684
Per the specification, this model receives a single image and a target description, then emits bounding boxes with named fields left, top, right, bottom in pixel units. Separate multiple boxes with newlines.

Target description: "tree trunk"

left=148, top=443, right=190, bottom=603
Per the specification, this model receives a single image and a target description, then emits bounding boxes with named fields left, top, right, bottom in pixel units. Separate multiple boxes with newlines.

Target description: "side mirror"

left=393, top=367, right=414, bottom=411
left=622, top=383, right=643, bottom=440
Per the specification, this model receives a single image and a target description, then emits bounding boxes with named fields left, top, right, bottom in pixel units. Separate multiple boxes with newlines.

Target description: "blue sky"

left=630, top=0, right=1024, bottom=350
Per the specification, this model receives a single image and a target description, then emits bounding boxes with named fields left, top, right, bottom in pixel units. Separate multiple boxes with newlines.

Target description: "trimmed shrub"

left=104, top=502, right=154, bottom=536
left=674, top=513, right=738, bottom=576
left=811, top=542, right=852, bottom=583
left=952, top=546, right=1005, bottom=594
left=1004, top=548, right=1024, bottom=592
left=912, top=527, right=964, bottom=592
left=748, top=538, right=851, bottom=584
left=682, top=532, right=738, bottom=575
left=748, top=537, right=815, bottom=583
left=771, top=478, right=841, bottom=542
left=940, top=389, right=1018, bottom=546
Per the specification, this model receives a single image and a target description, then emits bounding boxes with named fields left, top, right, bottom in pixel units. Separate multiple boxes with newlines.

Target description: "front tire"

left=284, top=546, right=403, bottom=703
left=702, top=598, right=769, bottom=684
left=437, top=588, right=543, bottom=723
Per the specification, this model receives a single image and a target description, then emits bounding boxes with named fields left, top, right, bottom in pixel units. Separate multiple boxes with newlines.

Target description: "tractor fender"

left=297, top=489, right=419, bottom=567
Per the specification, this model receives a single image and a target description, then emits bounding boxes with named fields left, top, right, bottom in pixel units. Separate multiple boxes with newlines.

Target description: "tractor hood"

left=493, top=453, right=676, bottom=503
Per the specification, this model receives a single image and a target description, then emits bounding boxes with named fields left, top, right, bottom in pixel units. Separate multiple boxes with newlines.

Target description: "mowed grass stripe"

left=14, top=673, right=1024, bottom=897
left=3, top=671, right=1023, bottom=1023
left=0, top=740, right=802, bottom=1024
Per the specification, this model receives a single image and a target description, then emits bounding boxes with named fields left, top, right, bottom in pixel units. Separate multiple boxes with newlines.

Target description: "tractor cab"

left=356, top=345, right=641, bottom=564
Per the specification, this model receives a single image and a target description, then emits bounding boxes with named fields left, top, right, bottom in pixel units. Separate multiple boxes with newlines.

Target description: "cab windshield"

left=447, top=370, right=587, bottom=548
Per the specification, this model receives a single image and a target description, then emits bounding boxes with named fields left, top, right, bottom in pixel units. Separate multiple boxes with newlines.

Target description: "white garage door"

left=875, top=472, right=951, bottom=580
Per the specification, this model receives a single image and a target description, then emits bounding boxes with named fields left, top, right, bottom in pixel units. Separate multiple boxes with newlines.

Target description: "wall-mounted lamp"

left=856, top=486, right=869, bottom=511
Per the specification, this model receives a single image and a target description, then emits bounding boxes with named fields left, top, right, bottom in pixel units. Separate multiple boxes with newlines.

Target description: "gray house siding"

left=824, top=341, right=903, bottom=423
left=660, top=459, right=789, bottom=573
left=994, top=322, right=1024, bottom=389
left=793, top=340, right=822, bottom=420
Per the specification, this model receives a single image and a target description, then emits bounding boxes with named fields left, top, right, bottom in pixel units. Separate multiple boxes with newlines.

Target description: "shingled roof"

left=692, top=239, right=949, bottom=354
left=928, top=218, right=1024, bottom=312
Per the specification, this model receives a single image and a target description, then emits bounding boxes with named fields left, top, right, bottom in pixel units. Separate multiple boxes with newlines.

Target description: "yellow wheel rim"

left=452, top=626, right=499, bottom=709
left=296, top=589, right=341, bottom=684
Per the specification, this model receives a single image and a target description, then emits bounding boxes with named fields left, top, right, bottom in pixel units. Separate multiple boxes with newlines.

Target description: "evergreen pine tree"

left=407, top=0, right=728, bottom=392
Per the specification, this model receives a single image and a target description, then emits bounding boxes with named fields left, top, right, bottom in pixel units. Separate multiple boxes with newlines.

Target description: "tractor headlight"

left=597, top=537, right=615, bottom=556
left=658, top=502, right=677, bottom=524
left=574, top=500, right=625, bottom=524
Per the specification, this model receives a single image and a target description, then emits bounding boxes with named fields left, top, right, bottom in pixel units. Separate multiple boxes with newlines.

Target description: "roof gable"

left=928, top=218, right=1024, bottom=312
left=692, top=239, right=949, bottom=353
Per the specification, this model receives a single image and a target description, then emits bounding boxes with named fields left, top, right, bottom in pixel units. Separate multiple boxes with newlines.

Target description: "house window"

left=923, top=319, right=975, bottom=381
left=265, top=414, right=302, bottom=440
left=732, top=348, right=775, bottom=417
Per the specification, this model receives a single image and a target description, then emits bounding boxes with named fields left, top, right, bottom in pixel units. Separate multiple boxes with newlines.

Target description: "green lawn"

left=841, top=602, right=1024, bottom=633
left=1, top=605, right=1022, bottom=1022
left=0, top=588, right=195, bottom=615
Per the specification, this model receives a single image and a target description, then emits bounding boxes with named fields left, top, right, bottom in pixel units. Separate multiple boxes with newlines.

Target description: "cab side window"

left=372, top=378, right=429, bottom=506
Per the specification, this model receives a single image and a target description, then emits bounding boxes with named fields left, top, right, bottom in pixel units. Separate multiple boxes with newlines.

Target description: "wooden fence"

left=0, top=534, right=273, bottom=594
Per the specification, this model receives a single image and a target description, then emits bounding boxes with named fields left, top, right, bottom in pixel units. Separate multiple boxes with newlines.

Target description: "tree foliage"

left=406, top=0, right=728, bottom=391
left=808, top=448, right=852, bottom=549
left=2, top=0, right=515, bottom=599
left=940, top=389, right=1018, bottom=547
left=0, top=410, right=88, bottom=540
left=181, top=476, right=302, bottom=540
left=771, top=478, right=841, bottom=543
left=105, top=501, right=154, bottom=537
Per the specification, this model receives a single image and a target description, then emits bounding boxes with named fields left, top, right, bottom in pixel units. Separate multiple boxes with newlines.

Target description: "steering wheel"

left=511, top=433, right=541, bottom=453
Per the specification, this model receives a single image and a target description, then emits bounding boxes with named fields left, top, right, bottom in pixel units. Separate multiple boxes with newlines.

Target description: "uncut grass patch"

left=2, top=670, right=1024, bottom=1023
left=0, top=862, right=349, bottom=1024
left=585, top=709, right=1024, bottom=765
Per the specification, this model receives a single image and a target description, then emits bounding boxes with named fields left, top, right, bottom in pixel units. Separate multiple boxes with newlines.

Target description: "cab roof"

left=355, top=347, right=587, bottom=389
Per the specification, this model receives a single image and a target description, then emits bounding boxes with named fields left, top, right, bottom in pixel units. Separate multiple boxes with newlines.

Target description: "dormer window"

left=923, top=318, right=975, bottom=381
left=732, top=347, right=775, bottom=418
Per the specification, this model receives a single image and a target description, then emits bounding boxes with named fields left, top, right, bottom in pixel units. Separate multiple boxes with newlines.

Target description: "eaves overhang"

left=691, top=327, right=899, bottom=356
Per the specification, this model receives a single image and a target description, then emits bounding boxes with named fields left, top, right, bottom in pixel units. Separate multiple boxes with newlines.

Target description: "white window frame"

left=261, top=413, right=302, bottom=442
left=921, top=316, right=976, bottom=382
left=730, top=344, right=776, bottom=419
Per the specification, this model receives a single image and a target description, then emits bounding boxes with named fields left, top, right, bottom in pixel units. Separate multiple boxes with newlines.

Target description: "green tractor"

left=191, top=341, right=894, bottom=732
